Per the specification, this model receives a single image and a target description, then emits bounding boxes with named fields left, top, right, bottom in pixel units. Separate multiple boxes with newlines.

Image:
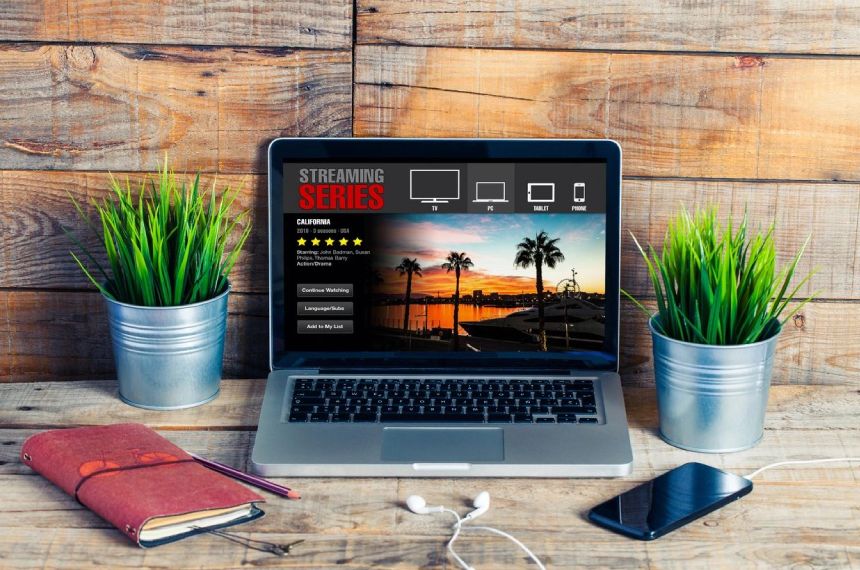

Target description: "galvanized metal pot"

left=649, top=317, right=780, bottom=453
left=104, top=287, right=229, bottom=410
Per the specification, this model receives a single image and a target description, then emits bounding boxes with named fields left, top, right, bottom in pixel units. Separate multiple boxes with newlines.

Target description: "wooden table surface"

left=0, top=379, right=857, bottom=569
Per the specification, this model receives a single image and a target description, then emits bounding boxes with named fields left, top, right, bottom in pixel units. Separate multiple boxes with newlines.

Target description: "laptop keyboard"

left=287, top=377, right=599, bottom=424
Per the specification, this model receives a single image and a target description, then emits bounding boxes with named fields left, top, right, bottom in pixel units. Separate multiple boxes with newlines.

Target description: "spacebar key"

left=380, top=413, right=448, bottom=422
left=380, top=413, right=484, bottom=422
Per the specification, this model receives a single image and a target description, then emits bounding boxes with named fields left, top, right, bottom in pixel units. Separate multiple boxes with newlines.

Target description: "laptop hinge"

left=315, top=367, right=578, bottom=376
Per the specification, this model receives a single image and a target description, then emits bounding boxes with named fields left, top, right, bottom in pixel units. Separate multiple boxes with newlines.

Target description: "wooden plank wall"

left=1, top=1, right=859, bottom=385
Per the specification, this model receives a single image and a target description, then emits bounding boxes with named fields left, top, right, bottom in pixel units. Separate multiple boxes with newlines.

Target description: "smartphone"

left=588, top=462, right=753, bottom=540
left=573, top=182, right=586, bottom=203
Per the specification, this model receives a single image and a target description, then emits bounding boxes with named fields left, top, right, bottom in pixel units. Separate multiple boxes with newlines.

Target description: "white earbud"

left=406, top=495, right=444, bottom=515
left=462, top=491, right=490, bottom=523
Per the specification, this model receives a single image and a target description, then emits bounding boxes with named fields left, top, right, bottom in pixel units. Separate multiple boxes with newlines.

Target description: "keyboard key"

left=554, top=405, right=597, bottom=415
left=352, top=413, right=377, bottom=422
left=292, top=397, right=326, bottom=406
left=535, top=417, right=556, bottom=423
left=288, top=377, right=599, bottom=425
left=381, top=413, right=442, bottom=422
left=579, top=417, right=598, bottom=424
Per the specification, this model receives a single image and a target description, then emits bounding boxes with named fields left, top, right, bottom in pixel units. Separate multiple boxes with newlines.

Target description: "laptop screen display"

left=281, top=160, right=608, bottom=355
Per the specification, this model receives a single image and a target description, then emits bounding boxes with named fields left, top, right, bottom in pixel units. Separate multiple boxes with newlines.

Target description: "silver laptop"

left=252, top=138, right=633, bottom=477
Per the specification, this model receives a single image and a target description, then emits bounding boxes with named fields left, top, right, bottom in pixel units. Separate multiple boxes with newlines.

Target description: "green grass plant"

left=624, top=207, right=814, bottom=345
left=67, top=161, right=251, bottom=307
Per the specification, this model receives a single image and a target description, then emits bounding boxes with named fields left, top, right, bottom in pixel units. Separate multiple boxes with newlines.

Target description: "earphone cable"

left=465, top=525, right=547, bottom=570
left=441, top=508, right=474, bottom=570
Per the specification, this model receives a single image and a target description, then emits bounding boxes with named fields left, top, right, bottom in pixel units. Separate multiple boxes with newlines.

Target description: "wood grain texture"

left=4, top=423, right=859, bottom=479
left=2, top=289, right=858, bottom=384
left=0, top=0, right=352, bottom=49
left=0, top=525, right=855, bottom=570
left=0, top=44, right=352, bottom=173
left=620, top=179, right=860, bottom=300
left=3, top=172, right=858, bottom=299
left=621, top=300, right=860, bottom=387
left=0, top=170, right=268, bottom=294
left=0, top=291, right=269, bottom=382
left=354, top=46, right=860, bottom=181
left=0, top=383, right=857, bottom=568
left=1, top=380, right=858, bottom=432
left=356, top=1, right=860, bottom=55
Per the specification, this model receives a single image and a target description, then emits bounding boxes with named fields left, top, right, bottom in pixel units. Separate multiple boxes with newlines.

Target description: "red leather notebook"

left=21, top=423, right=265, bottom=547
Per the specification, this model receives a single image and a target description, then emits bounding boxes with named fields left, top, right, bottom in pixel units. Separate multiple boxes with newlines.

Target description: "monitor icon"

left=410, top=169, right=460, bottom=204
left=474, top=181, right=508, bottom=203
left=527, top=182, right=555, bottom=203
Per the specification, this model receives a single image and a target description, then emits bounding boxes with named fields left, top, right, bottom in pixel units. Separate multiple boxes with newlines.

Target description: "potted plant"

left=625, top=207, right=813, bottom=452
left=67, top=161, right=251, bottom=410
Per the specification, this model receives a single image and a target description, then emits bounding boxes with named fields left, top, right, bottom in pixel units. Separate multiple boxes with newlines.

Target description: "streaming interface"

left=283, top=161, right=607, bottom=353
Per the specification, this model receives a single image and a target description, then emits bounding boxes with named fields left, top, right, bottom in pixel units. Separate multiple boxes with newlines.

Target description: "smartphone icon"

left=574, top=182, right=586, bottom=203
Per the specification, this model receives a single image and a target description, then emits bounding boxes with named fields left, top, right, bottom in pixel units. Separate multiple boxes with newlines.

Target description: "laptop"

left=252, top=138, right=633, bottom=477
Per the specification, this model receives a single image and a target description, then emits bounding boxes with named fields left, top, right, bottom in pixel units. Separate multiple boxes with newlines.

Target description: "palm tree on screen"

left=442, top=251, right=474, bottom=350
left=515, top=231, right=565, bottom=351
left=395, top=258, right=422, bottom=331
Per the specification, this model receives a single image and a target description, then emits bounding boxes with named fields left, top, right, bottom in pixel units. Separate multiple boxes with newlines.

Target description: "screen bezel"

left=268, top=138, right=622, bottom=372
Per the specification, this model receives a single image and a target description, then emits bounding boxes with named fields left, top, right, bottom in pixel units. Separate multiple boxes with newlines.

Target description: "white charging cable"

left=743, top=457, right=860, bottom=480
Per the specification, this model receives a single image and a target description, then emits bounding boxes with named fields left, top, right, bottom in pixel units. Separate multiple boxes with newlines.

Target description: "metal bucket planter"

left=104, top=287, right=230, bottom=410
left=649, top=317, right=780, bottom=453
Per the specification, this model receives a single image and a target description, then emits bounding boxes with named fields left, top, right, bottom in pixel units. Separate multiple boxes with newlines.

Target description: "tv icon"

left=410, top=169, right=460, bottom=204
left=527, top=182, right=555, bottom=203
left=474, top=181, right=508, bottom=203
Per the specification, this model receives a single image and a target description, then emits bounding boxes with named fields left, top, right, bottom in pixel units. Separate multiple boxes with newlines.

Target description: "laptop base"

left=252, top=371, right=633, bottom=478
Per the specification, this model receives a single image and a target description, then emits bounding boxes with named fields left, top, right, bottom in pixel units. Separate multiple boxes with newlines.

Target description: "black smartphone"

left=588, top=462, right=753, bottom=540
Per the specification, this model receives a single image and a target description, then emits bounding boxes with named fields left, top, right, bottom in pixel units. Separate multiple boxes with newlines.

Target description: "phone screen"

left=588, top=462, right=753, bottom=540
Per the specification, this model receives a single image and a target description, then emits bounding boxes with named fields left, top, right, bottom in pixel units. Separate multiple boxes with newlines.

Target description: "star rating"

left=339, top=237, right=348, bottom=246
left=297, top=237, right=307, bottom=246
left=353, top=237, right=363, bottom=246
left=325, top=237, right=335, bottom=246
left=311, top=237, right=321, bottom=246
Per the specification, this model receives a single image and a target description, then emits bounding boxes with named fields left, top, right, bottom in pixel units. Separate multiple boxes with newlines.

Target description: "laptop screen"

left=279, top=159, right=609, bottom=357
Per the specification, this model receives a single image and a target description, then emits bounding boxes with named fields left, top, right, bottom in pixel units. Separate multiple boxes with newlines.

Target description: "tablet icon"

left=474, top=182, right=508, bottom=203
left=527, top=183, right=555, bottom=203
left=410, top=169, right=460, bottom=204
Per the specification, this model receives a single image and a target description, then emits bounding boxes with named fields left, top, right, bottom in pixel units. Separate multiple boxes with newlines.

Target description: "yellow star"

left=339, top=237, right=348, bottom=246
left=311, top=237, right=321, bottom=246
left=297, top=237, right=307, bottom=246
left=325, top=237, right=334, bottom=246
left=353, top=237, right=363, bottom=246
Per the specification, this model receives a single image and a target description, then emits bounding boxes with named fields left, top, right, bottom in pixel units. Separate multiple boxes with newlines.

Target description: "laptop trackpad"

left=381, top=428, right=504, bottom=462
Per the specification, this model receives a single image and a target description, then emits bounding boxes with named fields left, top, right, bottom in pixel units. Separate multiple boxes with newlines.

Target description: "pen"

left=190, top=453, right=301, bottom=500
